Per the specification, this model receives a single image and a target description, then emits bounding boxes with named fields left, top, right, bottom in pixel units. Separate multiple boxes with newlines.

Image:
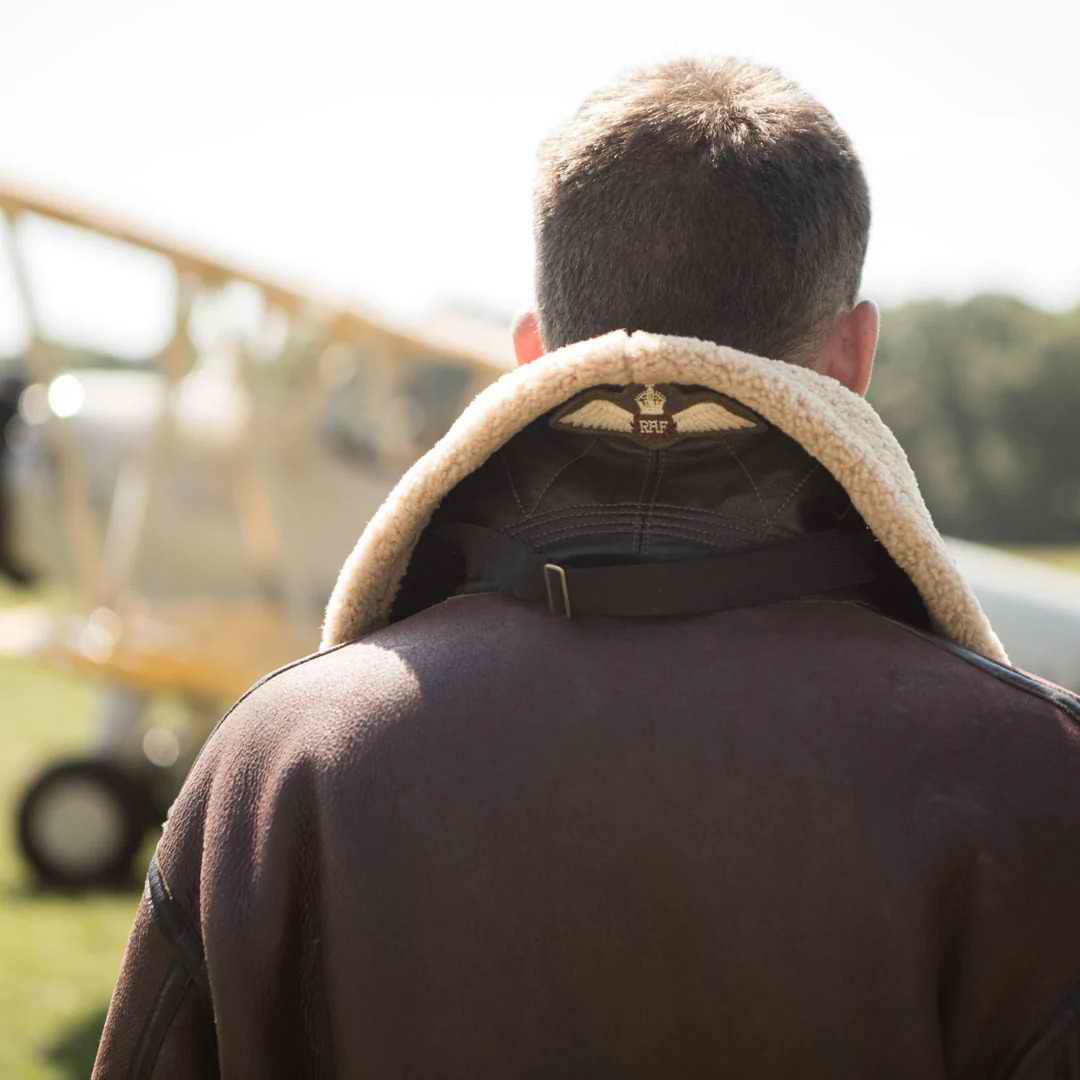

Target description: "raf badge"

left=550, top=383, right=765, bottom=448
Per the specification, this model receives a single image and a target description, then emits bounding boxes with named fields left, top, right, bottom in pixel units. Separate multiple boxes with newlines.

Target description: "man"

left=95, top=59, right=1080, bottom=1078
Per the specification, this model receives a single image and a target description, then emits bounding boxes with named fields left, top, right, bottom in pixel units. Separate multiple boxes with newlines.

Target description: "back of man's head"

left=534, top=58, right=870, bottom=362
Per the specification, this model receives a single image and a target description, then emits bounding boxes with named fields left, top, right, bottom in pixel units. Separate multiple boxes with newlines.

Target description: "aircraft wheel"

left=17, top=759, right=150, bottom=888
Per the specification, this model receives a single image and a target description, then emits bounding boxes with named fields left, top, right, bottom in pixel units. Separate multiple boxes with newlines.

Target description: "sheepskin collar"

left=322, top=330, right=1007, bottom=664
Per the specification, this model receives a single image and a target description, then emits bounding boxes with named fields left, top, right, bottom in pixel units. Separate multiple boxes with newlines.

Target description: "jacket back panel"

left=106, top=595, right=1080, bottom=1079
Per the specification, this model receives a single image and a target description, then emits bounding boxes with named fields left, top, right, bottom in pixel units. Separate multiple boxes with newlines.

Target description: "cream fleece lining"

left=322, top=331, right=1007, bottom=663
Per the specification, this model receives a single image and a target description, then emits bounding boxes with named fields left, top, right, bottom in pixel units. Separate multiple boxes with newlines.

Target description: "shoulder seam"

left=128, top=962, right=191, bottom=1080
left=859, top=605, right=1080, bottom=726
left=178, top=640, right=356, bottom=787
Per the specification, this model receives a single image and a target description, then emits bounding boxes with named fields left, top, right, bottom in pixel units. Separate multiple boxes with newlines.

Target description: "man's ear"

left=816, top=299, right=879, bottom=397
left=512, top=309, right=545, bottom=366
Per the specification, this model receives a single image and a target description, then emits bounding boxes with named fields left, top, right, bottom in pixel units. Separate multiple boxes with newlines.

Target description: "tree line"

left=869, top=295, right=1080, bottom=544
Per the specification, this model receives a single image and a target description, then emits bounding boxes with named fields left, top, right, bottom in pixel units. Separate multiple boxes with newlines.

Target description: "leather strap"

left=437, top=522, right=890, bottom=619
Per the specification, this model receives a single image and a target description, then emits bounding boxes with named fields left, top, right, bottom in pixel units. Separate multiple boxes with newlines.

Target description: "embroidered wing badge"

left=556, top=397, right=635, bottom=434
left=551, top=383, right=764, bottom=448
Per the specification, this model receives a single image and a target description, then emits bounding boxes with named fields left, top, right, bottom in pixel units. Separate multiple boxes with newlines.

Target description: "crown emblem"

left=634, top=384, right=666, bottom=416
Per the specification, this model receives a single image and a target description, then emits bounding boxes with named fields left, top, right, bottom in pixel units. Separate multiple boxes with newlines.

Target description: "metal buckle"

left=543, top=563, right=572, bottom=619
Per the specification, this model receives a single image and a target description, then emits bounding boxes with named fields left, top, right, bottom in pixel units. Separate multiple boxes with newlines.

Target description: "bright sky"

left=1, top=0, right=1077, bottom=356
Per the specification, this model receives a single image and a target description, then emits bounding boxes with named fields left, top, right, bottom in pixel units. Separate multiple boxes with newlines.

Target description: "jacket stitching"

left=719, top=433, right=768, bottom=535
left=505, top=501, right=779, bottom=530
left=644, top=522, right=765, bottom=550
left=632, top=449, right=655, bottom=554
left=513, top=508, right=764, bottom=541
left=129, top=962, right=191, bottom=1080
left=762, top=464, right=821, bottom=527
left=642, top=450, right=666, bottom=556
left=520, top=524, right=650, bottom=546
left=645, top=521, right=762, bottom=546
left=521, top=520, right=762, bottom=544
left=517, top=518, right=638, bottom=537
left=522, top=521, right=768, bottom=551
left=499, top=448, right=527, bottom=518
left=506, top=500, right=767, bottom=524
left=524, top=439, right=599, bottom=518
left=648, top=506, right=767, bottom=532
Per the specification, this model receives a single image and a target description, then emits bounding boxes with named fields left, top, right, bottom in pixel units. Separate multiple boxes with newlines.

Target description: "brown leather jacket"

left=95, top=334, right=1080, bottom=1079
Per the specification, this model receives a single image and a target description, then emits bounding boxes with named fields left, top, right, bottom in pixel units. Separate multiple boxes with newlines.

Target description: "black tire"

left=16, top=758, right=152, bottom=888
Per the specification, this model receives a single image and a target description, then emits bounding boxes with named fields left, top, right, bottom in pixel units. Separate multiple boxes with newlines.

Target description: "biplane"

left=0, top=184, right=509, bottom=886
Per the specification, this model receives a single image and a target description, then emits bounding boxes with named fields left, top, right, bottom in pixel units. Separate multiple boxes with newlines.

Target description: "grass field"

left=2, top=545, right=1079, bottom=1075
left=0, top=583, right=151, bottom=1080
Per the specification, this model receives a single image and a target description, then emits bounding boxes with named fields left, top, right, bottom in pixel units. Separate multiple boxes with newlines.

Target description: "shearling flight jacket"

left=95, top=333, right=1080, bottom=1079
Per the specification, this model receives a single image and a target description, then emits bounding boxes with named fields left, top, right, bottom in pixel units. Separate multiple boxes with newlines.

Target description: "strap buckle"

left=543, top=563, right=572, bottom=619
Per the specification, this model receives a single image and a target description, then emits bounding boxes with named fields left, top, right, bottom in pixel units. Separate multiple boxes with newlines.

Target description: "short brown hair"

left=534, top=58, right=870, bottom=360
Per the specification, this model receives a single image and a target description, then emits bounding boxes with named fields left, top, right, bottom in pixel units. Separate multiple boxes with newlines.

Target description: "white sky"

left=1, top=0, right=1078, bottom=355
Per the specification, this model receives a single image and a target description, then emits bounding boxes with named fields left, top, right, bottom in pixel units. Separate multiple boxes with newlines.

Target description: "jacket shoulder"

left=194, top=632, right=428, bottom=766
left=881, top=607, right=1080, bottom=726
left=856, top=610, right=1080, bottom=1079
left=155, top=632, right=428, bottom=909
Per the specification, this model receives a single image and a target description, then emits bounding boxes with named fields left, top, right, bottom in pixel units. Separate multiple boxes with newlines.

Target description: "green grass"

left=0, top=583, right=148, bottom=1079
